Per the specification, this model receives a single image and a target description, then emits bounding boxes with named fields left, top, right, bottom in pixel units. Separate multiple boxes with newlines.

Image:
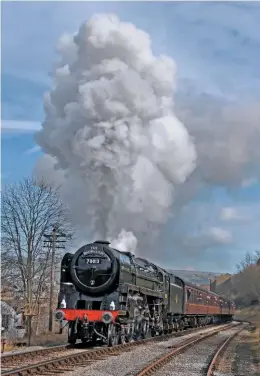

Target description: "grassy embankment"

left=234, top=305, right=260, bottom=366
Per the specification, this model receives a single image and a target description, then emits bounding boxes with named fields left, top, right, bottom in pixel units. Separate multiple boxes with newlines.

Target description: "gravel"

left=213, top=327, right=260, bottom=376
left=64, top=326, right=229, bottom=376
left=145, top=327, right=240, bottom=376
left=231, top=328, right=260, bottom=376
left=214, top=331, right=241, bottom=376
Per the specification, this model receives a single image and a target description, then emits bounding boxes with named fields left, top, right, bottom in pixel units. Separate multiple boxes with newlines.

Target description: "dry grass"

left=21, top=321, right=69, bottom=347
left=234, top=305, right=260, bottom=327
left=234, top=305, right=260, bottom=366
left=252, top=327, right=260, bottom=352
left=1, top=330, right=68, bottom=354
left=1, top=340, right=16, bottom=352
left=27, top=330, right=68, bottom=347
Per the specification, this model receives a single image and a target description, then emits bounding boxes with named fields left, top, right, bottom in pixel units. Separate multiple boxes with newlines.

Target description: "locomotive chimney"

left=94, top=240, right=110, bottom=245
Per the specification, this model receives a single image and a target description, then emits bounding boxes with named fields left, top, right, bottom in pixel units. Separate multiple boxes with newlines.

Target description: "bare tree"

left=255, top=250, right=260, bottom=265
left=232, top=250, right=260, bottom=306
left=217, top=251, right=260, bottom=307
left=234, top=264, right=260, bottom=306
left=1, top=177, right=73, bottom=343
left=236, top=251, right=256, bottom=273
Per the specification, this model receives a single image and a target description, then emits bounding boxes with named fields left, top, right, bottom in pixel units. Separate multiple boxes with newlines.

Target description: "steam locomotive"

left=55, top=240, right=235, bottom=346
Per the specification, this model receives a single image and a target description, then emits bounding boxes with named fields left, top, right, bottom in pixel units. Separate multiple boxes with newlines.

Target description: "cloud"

left=1, top=120, right=41, bottom=133
left=221, top=207, right=240, bottom=221
left=220, top=206, right=249, bottom=223
left=208, top=227, right=233, bottom=245
left=153, top=224, right=234, bottom=271
left=182, top=266, right=196, bottom=271
left=182, top=227, right=233, bottom=249
left=241, top=177, right=258, bottom=188
left=24, top=145, right=41, bottom=155
left=175, top=87, right=260, bottom=187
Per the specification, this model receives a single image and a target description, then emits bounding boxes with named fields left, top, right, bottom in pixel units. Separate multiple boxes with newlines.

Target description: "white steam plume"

left=109, top=229, right=138, bottom=255
left=35, top=14, right=196, bottom=253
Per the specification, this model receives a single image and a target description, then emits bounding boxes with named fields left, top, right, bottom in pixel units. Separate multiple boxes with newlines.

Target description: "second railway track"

left=206, top=324, right=249, bottom=376
left=135, top=322, right=248, bottom=376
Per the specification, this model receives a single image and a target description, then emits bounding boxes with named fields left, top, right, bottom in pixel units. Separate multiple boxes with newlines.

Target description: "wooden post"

left=1, top=328, right=6, bottom=353
left=49, top=229, right=56, bottom=332
left=24, top=310, right=36, bottom=346
left=44, top=229, right=67, bottom=333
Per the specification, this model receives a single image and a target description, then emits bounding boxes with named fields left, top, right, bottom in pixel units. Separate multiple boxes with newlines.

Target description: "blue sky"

left=2, top=1, right=260, bottom=272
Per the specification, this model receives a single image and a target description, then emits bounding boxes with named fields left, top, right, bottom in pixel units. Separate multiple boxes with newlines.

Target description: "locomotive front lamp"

left=55, top=310, right=65, bottom=321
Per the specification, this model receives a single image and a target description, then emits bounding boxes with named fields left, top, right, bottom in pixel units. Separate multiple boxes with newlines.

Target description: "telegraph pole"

left=43, top=228, right=67, bottom=332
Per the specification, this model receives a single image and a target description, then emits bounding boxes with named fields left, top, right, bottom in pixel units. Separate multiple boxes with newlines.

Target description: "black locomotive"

left=56, top=240, right=235, bottom=345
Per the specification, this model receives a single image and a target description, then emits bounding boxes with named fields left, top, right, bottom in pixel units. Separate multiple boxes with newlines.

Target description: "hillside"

left=216, top=263, right=260, bottom=306
left=168, top=269, right=222, bottom=285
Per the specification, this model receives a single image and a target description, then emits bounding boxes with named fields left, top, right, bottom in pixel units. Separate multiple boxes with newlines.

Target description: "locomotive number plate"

left=85, top=258, right=101, bottom=264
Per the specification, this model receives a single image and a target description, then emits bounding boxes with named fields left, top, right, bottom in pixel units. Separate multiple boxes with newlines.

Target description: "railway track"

left=206, top=324, right=247, bottom=376
left=0, top=343, right=90, bottom=372
left=0, top=323, right=230, bottom=376
left=134, top=322, right=247, bottom=376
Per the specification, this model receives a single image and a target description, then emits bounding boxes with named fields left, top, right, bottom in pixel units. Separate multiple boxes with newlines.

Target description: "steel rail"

left=206, top=325, right=245, bottom=376
left=0, top=343, right=79, bottom=370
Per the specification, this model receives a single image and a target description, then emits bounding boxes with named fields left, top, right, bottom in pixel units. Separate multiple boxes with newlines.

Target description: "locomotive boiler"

left=55, top=240, right=235, bottom=346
